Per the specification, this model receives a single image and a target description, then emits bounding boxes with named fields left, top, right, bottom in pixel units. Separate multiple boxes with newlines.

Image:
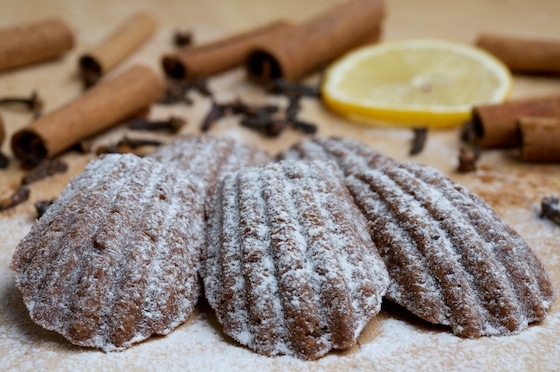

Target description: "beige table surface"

left=1, top=0, right=560, bottom=370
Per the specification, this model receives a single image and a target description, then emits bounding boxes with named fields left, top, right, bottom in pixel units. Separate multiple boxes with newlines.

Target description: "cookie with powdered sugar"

left=279, top=136, right=555, bottom=338
left=11, top=154, right=204, bottom=351
left=149, top=133, right=271, bottom=197
left=201, top=160, right=389, bottom=360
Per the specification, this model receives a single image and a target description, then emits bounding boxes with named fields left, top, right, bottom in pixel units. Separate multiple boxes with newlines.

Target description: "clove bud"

left=128, top=116, right=186, bottom=133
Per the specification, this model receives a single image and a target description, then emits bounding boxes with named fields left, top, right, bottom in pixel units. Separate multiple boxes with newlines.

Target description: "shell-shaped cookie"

left=277, top=135, right=395, bottom=175
left=280, top=136, right=555, bottom=338
left=201, top=160, right=389, bottom=360
left=11, top=154, right=205, bottom=351
left=149, top=133, right=271, bottom=197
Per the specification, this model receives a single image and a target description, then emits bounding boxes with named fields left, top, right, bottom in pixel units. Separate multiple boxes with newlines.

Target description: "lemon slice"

left=321, top=39, right=512, bottom=128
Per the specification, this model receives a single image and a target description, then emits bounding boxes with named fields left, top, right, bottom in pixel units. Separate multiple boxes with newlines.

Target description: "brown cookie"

left=280, top=136, right=555, bottom=337
left=149, top=133, right=271, bottom=198
left=201, top=160, right=389, bottom=360
left=11, top=153, right=205, bottom=351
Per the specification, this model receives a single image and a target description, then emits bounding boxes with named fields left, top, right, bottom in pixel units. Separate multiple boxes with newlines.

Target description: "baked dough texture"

left=11, top=154, right=205, bottom=351
left=279, top=136, right=555, bottom=337
left=148, top=133, right=271, bottom=198
left=201, top=160, right=389, bottom=359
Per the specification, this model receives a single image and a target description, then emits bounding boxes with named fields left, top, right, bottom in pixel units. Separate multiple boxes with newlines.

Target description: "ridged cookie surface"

left=201, top=160, right=389, bottom=359
left=280, top=137, right=555, bottom=337
left=149, top=133, right=271, bottom=197
left=11, top=154, right=204, bottom=351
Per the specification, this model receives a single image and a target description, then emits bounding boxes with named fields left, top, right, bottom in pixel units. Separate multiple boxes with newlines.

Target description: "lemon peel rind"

left=321, top=39, right=513, bottom=128
left=323, top=95, right=471, bottom=129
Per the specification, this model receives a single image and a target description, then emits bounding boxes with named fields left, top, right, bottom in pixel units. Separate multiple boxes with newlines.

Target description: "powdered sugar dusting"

left=201, top=160, right=389, bottom=360
left=10, top=154, right=205, bottom=351
left=282, top=137, right=555, bottom=338
left=1, top=135, right=559, bottom=369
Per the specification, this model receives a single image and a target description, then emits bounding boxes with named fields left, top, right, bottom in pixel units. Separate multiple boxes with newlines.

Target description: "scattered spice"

left=200, top=96, right=317, bottom=136
left=129, top=116, right=186, bottom=133
left=34, top=199, right=54, bottom=219
left=200, top=101, right=229, bottom=132
left=540, top=196, right=560, bottom=226
left=457, top=145, right=481, bottom=173
left=266, top=79, right=319, bottom=134
left=0, top=186, right=30, bottom=212
left=95, top=136, right=162, bottom=155
left=240, top=117, right=287, bottom=137
left=228, top=99, right=279, bottom=118
left=21, top=158, right=68, bottom=185
left=266, top=78, right=321, bottom=98
left=159, top=78, right=211, bottom=105
left=0, top=151, right=9, bottom=169
left=173, top=29, right=193, bottom=48
left=290, top=119, right=317, bottom=134
left=410, top=127, right=428, bottom=155
left=0, top=91, right=43, bottom=115
left=285, top=94, right=302, bottom=120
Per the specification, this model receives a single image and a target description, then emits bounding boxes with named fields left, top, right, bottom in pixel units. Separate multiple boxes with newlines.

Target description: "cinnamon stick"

left=471, top=95, right=560, bottom=148
left=79, top=12, right=157, bottom=87
left=518, top=116, right=560, bottom=163
left=0, top=17, right=74, bottom=72
left=246, top=0, right=384, bottom=83
left=11, top=65, right=165, bottom=167
left=162, top=20, right=292, bottom=80
left=476, top=33, right=560, bottom=74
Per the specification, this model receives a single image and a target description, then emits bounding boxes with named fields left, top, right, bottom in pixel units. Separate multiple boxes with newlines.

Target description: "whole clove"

left=410, top=127, right=428, bottom=156
left=200, top=95, right=318, bottom=137
left=266, top=78, right=321, bottom=98
left=0, top=91, right=43, bottom=114
left=286, top=94, right=302, bottom=120
left=21, top=158, right=68, bottom=185
left=95, top=136, right=162, bottom=155
left=128, top=116, right=186, bottom=133
left=34, top=199, right=54, bottom=219
left=190, top=78, right=212, bottom=97
left=228, top=99, right=279, bottom=118
left=0, top=186, right=30, bottom=212
left=540, top=196, right=560, bottom=226
left=457, top=145, right=481, bottom=173
left=200, top=101, right=228, bottom=132
left=159, top=77, right=212, bottom=105
left=159, top=79, right=194, bottom=105
left=173, top=29, right=193, bottom=48
left=240, top=117, right=287, bottom=137
left=290, top=119, right=317, bottom=134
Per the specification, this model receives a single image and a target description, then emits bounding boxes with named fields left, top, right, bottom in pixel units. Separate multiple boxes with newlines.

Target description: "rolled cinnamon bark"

left=476, top=33, right=560, bottom=74
left=245, top=0, right=384, bottom=83
left=0, top=17, right=74, bottom=72
left=79, top=12, right=157, bottom=87
left=11, top=65, right=165, bottom=167
left=518, top=116, right=560, bottom=163
left=471, top=95, right=560, bottom=148
left=161, top=19, right=292, bottom=80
